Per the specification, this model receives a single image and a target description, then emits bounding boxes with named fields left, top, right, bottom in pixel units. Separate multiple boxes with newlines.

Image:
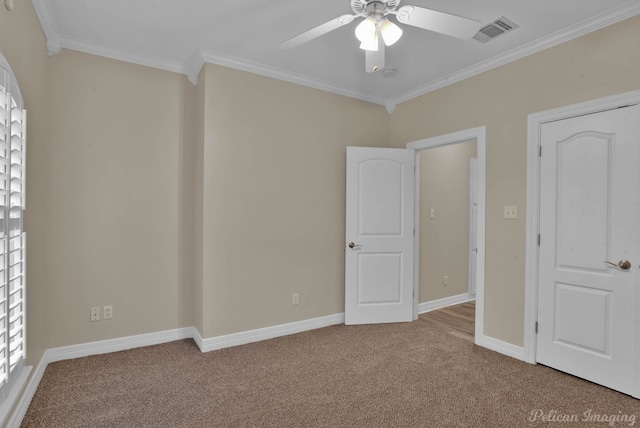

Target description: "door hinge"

left=535, top=321, right=538, bottom=334
left=539, top=146, right=542, bottom=157
left=537, top=234, right=541, bottom=246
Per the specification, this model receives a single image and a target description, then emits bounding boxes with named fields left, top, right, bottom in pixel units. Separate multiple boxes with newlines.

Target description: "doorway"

left=417, top=141, right=476, bottom=305
left=407, top=126, right=486, bottom=344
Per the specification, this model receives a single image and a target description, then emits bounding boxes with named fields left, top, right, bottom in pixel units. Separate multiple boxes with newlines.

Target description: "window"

left=0, top=52, right=26, bottom=408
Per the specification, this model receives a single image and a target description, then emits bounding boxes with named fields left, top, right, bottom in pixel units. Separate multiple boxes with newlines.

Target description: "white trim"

left=475, top=335, right=525, bottom=361
left=58, top=36, right=186, bottom=76
left=407, top=126, right=487, bottom=349
left=418, top=293, right=474, bottom=314
left=412, top=150, right=420, bottom=320
left=5, top=366, right=39, bottom=428
left=524, top=90, right=640, bottom=364
left=42, top=327, right=196, bottom=363
left=0, top=52, right=18, bottom=89
left=468, top=157, right=478, bottom=297
left=388, top=1, right=640, bottom=108
left=30, top=0, right=61, bottom=55
left=0, top=366, right=31, bottom=428
left=184, top=49, right=205, bottom=86
left=198, top=313, right=345, bottom=353
left=198, top=50, right=386, bottom=106
left=191, top=327, right=205, bottom=351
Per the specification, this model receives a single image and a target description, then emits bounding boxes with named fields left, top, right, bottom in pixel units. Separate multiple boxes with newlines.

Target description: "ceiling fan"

left=280, top=0, right=482, bottom=73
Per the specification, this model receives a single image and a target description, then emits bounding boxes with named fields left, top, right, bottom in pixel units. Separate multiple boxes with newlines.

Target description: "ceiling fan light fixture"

left=359, top=31, right=379, bottom=51
left=380, top=19, right=402, bottom=46
left=355, top=16, right=376, bottom=43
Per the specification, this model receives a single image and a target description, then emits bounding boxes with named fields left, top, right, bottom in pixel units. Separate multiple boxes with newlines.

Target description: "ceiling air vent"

left=473, top=17, right=519, bottom=43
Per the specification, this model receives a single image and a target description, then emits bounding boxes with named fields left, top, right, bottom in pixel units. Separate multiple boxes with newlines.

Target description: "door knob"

left=348, top=242, right=356, bottom=248
left=604, top=260, right=631, bottom=270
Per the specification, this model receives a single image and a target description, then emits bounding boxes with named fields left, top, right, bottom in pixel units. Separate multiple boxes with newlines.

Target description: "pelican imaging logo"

left=529, top=409, right=636, bottom=426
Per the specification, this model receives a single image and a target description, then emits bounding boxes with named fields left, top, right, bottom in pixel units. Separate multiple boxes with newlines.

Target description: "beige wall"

left=40, top=50, right=193, bottom=350
left=419, top=141, right=476, bottom=303
left=391, top=15, right=640, bottom=346
left=178, top=72, right=196, bottom=328
left=197, top=64, right=391, bottom=337
left=191, top=67, right=207, bottom=335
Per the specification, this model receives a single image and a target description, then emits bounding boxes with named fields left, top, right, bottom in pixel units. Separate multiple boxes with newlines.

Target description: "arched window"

left=0, top=52, right=27, bottom=406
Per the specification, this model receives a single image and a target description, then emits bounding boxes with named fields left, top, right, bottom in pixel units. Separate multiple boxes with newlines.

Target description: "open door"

left=345, top=147, right=415, bottom=325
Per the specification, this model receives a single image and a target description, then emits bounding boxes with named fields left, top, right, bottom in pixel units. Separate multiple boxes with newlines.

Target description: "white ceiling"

left=32, top=0, right=640, bottom=111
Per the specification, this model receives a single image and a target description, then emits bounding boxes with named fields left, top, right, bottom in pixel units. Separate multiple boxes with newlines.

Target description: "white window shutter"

left=7, top=101, right=25, bottom=374
left=0, top=67, right=8, bottom=389
left=0, top=60, right=26, bottom=398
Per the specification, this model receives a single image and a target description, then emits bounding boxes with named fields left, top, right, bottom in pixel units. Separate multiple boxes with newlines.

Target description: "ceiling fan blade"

left=365, top=36, right=385, bottom=73
left=279, top=14, right=356, bottom=50
left=396, top=6, right=481, bottom=40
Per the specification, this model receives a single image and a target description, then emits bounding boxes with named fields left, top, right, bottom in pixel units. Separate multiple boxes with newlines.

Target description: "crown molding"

left=184, top=49, right=205, bottom=85
left=198, top=49, right=387, bottom=106
left=58, top=36, right=185, bottom=75
left=30, top=0, right=61, bottom=55
left=388, top=1, right=640, bottom=108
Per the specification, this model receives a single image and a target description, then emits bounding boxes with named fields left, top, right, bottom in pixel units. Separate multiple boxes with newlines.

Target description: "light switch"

left=504, top=205, right=518, bottom=219
left=429, top=208, right=435, bottom=219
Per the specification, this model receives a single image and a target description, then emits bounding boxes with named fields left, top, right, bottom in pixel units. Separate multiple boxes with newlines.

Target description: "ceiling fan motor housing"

left=351, top=0, right=401, bottom=17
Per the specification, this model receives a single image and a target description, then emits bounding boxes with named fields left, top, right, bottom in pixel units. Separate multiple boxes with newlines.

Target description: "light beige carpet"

left=22, top=318, right=640, bottom=427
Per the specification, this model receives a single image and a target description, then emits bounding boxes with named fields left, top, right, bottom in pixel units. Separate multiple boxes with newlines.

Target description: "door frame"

left=468, top=157, right=478, bottom=297
left=524, top=90, right=640, bottom=381
left=407, top=126, right=486, bottom=343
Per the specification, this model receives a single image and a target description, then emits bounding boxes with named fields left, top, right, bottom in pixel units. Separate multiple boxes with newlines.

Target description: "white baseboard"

left=44, top=327, right=197, bottom=363
left=6, top=363, right=42, bottom=428
left=475, top=334, right=525, bottom=361
left=0, top=366, right=32, bottom=428
left=418, top=293, right=474, bottom=314
left=198, top=313, right=345, bottom=352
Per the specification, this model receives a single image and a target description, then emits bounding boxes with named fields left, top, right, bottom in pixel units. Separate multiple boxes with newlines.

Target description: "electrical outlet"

left=292, top=293, right=299, bottom=306
left=429, top=208, right=435, bottom=219
left=90, top=307, right=100, bottom=322
left=443, top=276, right=449, bottom=286
left=103, top=305, right=113, bottom=320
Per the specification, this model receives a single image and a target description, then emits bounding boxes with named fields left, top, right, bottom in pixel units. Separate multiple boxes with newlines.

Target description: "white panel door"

left=537, top=105, right=640, bottom=396
left=345, top=147, right=414, bottom=325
